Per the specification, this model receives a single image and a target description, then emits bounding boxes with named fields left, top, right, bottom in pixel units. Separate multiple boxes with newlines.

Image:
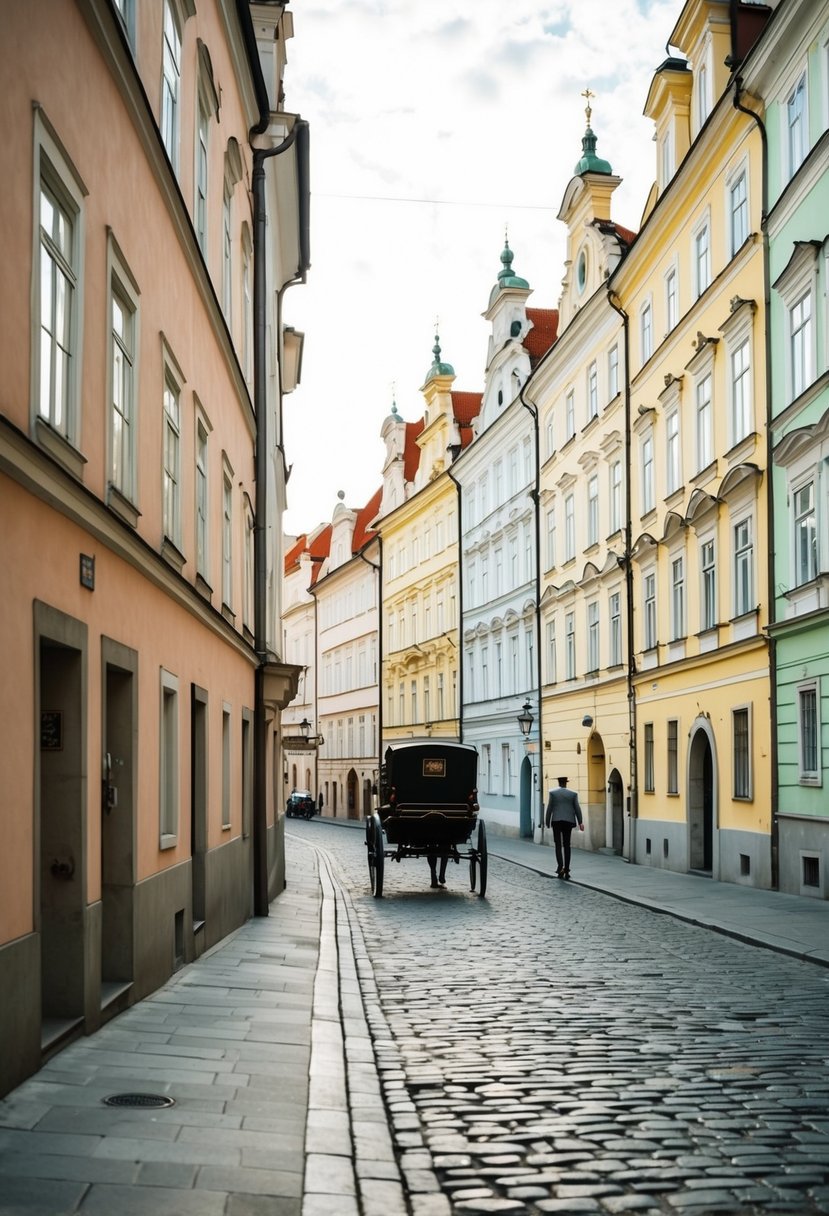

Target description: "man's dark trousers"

left=552, top=821, right=574, bottom=873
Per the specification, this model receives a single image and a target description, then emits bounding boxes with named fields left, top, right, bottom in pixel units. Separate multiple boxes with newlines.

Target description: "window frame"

left=159, top=668, right=180, bottom=848
left=161, top=342, right=184, bottom=552
left=797, top=679, right=821, bottom=785
left=161, top=0, right=183, bottom=172
left=693, top=211, right=712, bottom=299
left=107, top=238, right=140, bottom=508
left=732, top=704, right=752, bottom=800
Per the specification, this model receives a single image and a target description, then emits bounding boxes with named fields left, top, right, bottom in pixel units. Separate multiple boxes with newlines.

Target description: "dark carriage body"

left=366, top=741, right=488, bottom=897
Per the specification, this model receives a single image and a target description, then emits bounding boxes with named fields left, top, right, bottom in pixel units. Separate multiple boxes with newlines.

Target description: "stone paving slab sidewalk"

left=0, top=837, right=416, bottom=1216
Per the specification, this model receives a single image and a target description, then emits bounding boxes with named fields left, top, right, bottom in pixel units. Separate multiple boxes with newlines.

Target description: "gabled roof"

left=353, top=487, right=382, bottom=551
left=402, top=418, right=425, bottom=482
left=283, top=524, right=331, bottom=580
left=452, top=390, right=483, bottom=451
left=524, top=308, right=559, bottom=368
left=595, top=218, right=637, bottom=249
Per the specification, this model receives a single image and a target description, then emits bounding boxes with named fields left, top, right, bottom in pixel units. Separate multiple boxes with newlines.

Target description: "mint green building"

left=752, top=0, right=829, bottom=898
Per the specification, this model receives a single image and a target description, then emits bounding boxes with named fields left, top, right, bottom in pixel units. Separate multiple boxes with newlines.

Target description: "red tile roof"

left=452, top=391, right=483, bottom=450
left=283, top=524, right=331, bottom=580
left=403, top=419, right=425, bottom=482
left=525, top=308, right=559, bottom=367
left=352, top=487, right=381, bottom=552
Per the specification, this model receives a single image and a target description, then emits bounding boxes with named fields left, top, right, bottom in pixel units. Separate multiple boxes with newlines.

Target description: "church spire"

left=574, top=87, right=613, bottom=176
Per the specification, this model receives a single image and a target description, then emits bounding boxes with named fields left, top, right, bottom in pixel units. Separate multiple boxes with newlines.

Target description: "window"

left=587, top=361, right=598, bottom=419
left=501, top=744, right=512, bottom=796
left=195, top=103, right=209, bottom=253
left=644, top=571, right=657, bottom=649
left=609, top=592, right=621, bottom=666
left=696, top=374, right=713, bottom=471
left=242, top=236, right=252, bottom=384
left=588, top=601, right=600, bottom=672
left=565, top=612, right=575, bottom=680
left=734, top=517, right=754, bottom=616
left=587, top=475, right=599, bottom=546
left=667, top=719, right=678, bottom=795
left=482, top=744, right=491, bottom=792
left=160, top=669, right=179, bottom=846
left=222, top=704, right=232, bottom=828
left=564, top=494, right=575, bottom=561
left=162, top=372, right=182, bottom=546
left=701, top=538, right=717, bottom=630
left=670, top=555, right=685, bottom=641
left=640, top=300, right=653, bottom=363
left=608, top=345, right=619, bottom=400
left=109, top=273, right=137, bottom=501
left=660, top=129, right=674, bottom=186
left=787, top=73, right=807, bottom=179
left=732, top=706, right=751, bottom=799
left=665, top=266, right=678, bottom=332
left=694, top=221, right=711, bottom=297
left=437, top=673, right=445, bottom=720
left=547, top=619, right=557, bottom=684
left=729, top=171, right=748, bottom=255
left=222, top=182, right=232, bottom=322
left=545, top=413, right=554, bottom=458
left=794, top=481, right=817, bottom=586
left=644, top=723, right=655, bottom=792
left=642, top=434, right=655, bottom=514
left=798, top=682, right=820, bottom=783
left=666, top=410, right=680, bottom=495
left=38, top=180, right=79, bottom=439
left=161, top=0, right=182, bottom=170
left=731, top=338, right=751, bottom=444
left=195, top=418, right=209, bottom=578
left=243, top=504, right=254, bottom=631
left=565, top=390, right=575, bottom=440
left=697, top=60, right=710, bottom=128
left=222, top=467, right=233, bottom=608
left=411, top=680, right=417, bottom=723
left=790, top=291, right=812, bottom=400
left=610, top=460, right=622, bottom=533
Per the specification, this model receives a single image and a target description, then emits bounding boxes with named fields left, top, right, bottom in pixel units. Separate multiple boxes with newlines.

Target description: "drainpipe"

left=250, top=117, right=310, bottom=916
left=357, top=543, right=382, bottom=800
left=606, top=292, right=637, bottom=860
left=732, top=76, right=777, bottom=888
left=447, top=468, right=464, bottom=742
left=519, top=383, right=546, bottom=840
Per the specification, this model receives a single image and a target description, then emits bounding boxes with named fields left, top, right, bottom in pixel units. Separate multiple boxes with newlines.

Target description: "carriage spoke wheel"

left=476, top=820, right=487, bottom=898
left=366, top=814, right=384, bottom=898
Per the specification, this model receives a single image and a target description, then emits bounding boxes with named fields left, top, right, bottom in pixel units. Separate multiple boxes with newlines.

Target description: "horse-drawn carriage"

left=365, top=741, right=487, bottom=898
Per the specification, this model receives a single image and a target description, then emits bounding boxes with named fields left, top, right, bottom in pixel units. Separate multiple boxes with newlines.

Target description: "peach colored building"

left=0, top=0, right=308, bottom=1096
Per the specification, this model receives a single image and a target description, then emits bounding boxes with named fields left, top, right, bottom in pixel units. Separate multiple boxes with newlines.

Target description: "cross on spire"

left=581, top=87, right=595, bottom=124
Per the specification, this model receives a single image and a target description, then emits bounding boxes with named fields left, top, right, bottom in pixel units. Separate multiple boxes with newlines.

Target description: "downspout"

left=447, top=467, right=464, bottom=742
left=357, top=543, right=383, bottom=799
left=733, top=75, right=777, bottom=887
left=606, top=292, right=637, bottom=859
left=250, top=116, right=309, bottom=916
left=519, top=382, right=545, bottom=839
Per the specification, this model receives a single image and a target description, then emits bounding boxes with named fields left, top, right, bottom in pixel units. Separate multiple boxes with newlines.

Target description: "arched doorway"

left=586, top=731, right=606, bottom=848
left=347, top=769, right=359, bottom=820
left=607, top=767, right=624, bottom=855
left=519, top=754, right=533, bottom=838
left=688, top=725, right=715, bottom=872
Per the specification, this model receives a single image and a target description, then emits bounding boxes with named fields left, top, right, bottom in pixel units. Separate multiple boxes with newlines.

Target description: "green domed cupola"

left=574, top=88, right=613, bottom=176
left=489, top=236, right=529, bottom=306
left=424, top=329, right=454, bottom=382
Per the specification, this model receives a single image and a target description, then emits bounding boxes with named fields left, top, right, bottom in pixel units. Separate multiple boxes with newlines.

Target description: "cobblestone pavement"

left=302, top=820, right=829, bottom=1216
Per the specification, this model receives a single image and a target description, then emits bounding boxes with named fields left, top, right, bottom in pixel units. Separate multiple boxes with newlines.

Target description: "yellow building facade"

left=613, top=0, right=772, bottom=884
left=378, top=343, right=479, bottom=748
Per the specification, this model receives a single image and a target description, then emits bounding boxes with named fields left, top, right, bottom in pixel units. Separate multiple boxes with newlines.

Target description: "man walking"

left=545, top=775, right=584, bottom=879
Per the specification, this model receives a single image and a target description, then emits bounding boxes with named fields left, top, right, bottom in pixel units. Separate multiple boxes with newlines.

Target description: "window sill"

left=159, top=833, right=177, bottom=851
left=34, top=417, right=87, bottom=480
left=196, top=573, right=213, bottom=601
left=161, top=536, right=186, bottom=573
left=107, top=484, right=140, bottom=528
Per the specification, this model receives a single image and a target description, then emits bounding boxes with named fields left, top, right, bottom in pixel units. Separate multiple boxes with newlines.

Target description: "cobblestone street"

left=307, top=820, right=829, bottom=1215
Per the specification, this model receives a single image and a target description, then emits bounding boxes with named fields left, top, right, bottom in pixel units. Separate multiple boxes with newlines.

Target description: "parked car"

left=286, top=790, right=316, bottom=819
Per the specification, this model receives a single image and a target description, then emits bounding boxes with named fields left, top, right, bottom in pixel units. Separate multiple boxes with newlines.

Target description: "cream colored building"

left=0, top=0, right=308, bottom=1095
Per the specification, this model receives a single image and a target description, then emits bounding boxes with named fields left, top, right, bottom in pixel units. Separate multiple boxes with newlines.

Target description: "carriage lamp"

left=517, top=700, right=534, bottom=737
left=299, top=718, right=311, bottom=740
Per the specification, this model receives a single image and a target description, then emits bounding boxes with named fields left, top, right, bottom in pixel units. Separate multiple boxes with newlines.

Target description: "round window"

left=576, top=249, right=587, bottom=294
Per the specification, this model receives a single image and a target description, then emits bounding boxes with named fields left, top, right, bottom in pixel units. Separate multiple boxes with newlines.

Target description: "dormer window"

left=576, top=248, right=588, bottom=295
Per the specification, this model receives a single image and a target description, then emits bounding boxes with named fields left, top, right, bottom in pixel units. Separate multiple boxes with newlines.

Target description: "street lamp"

left=299, top=718, right=312, bottom=742
left=517, top=700, right=533, bottom=738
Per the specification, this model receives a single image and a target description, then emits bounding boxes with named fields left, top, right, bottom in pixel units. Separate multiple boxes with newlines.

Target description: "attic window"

left=577, top=249, right=587, bottom=294
left=498, top=389, right=504, bottom=406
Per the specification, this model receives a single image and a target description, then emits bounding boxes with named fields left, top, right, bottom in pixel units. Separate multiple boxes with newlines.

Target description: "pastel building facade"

left=378, top=345, right=480, bottom=749
left=456, top=243, right=557, bottom=838
left=614, top=0, right=772, bottom=884
left=531, top=121, right=633, bottom=856
left=0, top=0, right=308, bottom=1096
left=756, top=0, right=829, bottom=897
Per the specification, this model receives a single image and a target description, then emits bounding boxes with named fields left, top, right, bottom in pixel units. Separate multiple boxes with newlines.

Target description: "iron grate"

left=103, top=1093, right=175, bottom=1109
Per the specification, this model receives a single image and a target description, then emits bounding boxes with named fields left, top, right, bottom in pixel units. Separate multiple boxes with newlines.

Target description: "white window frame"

left=160, top=668, right=180, bottom=847
left=640, top=297, right=653, bottom=364
left=644, top=722, right=655, bottom=793
left=610, top=459, right=622, bottom=534
left=665, top=262, right=678, bottom=333
left=667, top=718, right=679, bottom=795
left=797, top=679, right=821, bottom=785
left=564, top=494, right=575, bottom=562
left=195, top=408, right=211, bottom=580
left=565, top=389, right=575, bottom=441
left=222, top=458, right=234, bottom=610
left=727, top=164, right=749, bottom=257
left=786, top=70, right=808, bottom=181
left=695, top=371, right=713, bottom=472
left=641, top=432, right=655, bottom=515
left=693, top=212, right=712, bottom=299
left=609, top=590, right=622, bottom=667
left=644, top=569, right=657, bottom=650
left=32, top=111, right=86, bottom=455
left=565, top=611, right=575, bottom=680
left=107, top=239, right=140, bottom=505
left=161, top=0, right=182, bottom=171
left=670, top=553, right=685, bottom=641
left=608, top=344, right=619, bottom=401
left=730, top=336, right=752, bottom=447
left=700, top=534, right=717, bottom=631
left=547, top=618, right=557, bottom=684
left=587, top=600, right=600, bottom=672
left=666, top=408, right=681, bottom=495
left=793, top=475, right=818, bottom=587
left=243, top=499, right=254, bottom=631
left=733, top=510, right=755, bottom=618
left=161, top=343, right=184, bottom=550
left=587, top=474, right=599, bottom=546
left=222, top=702, right=232, bottom=829
left=774, top=241, right=819, bottom=405
left=587, top=360, right=598, bottom=420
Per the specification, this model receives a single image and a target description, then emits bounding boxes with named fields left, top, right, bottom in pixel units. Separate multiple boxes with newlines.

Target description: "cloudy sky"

left=281, top=0, right=682, bottom=536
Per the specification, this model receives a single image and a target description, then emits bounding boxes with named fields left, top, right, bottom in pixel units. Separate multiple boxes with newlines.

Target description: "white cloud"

left=281, top=0, right=681, bottom=534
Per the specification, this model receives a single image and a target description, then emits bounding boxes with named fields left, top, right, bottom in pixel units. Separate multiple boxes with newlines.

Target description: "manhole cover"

left=103, top=1093, right=175, bottom=1109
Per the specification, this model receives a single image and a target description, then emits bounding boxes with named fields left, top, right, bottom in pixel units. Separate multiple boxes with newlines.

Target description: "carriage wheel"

left=469, top=846, right=477, bottom=892
left=476, top=820, right=488, bottom=898
left=366, top=814, right=384, bottom=898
